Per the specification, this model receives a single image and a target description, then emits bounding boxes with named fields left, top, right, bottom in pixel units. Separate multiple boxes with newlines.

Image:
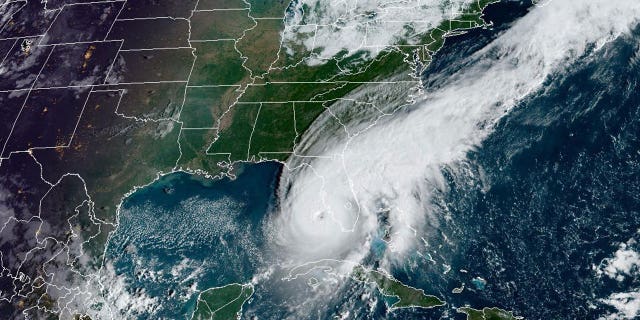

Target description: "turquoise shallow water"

left=102, top=3, right=640, bottom=319
left=105, top=162, right=281, bottom=319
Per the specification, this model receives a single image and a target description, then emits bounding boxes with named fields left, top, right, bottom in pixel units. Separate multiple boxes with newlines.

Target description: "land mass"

left=458, top=306, right=524, bottom=320
left=0, top=0, right=501, bottom=317
left=191, top=283, right=254, bottom=320
left=352, top=265, right=445, bottom=310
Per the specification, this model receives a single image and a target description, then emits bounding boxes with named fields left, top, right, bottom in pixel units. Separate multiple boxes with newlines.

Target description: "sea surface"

left=105, top=162, right=282, bottom=319
left=388, top=5, right=640, bottom=320
left=105, top=1, right=640, bottom=319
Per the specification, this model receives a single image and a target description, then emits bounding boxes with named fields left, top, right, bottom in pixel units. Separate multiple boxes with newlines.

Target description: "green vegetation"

left=458, top=307, right=524, bottom=320
left=191, top=283, right=254, bottom=320
left=29, top=0, right=501, bottom=250
left=197, top=0, right=248, bottom=10
left=207, top=103, right=260, bottom=160
left=179, top=129, right=215, bottom=163
left=352, top=265, right=445, bottom=310
left=191, top=42, right=248, bottom=86
left=292, top=101, right=325, bottom=143
left=114, top=82, right=186, bottom=120
left=238, top=82, right=345, bottom=102
left=33, top=90, right=182, bottom=263
left=20, top=0, right=503, bottom=315
left=45, top=0, right=500, bottom=269
left=246, top=0, right=288, bottom=18
left=248, top=103, right=297, bottom=157
left=180, top=0, right=499, bottom=166
left=237, top=18, right=283, bottom=76
left=190, top=10, right=255, bottom=40
left=180, top=86, right=237, bottom=128
left=422, top=0, right=499, bottom=58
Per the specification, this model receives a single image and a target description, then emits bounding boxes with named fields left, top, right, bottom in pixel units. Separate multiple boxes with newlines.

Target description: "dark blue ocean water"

left=388, top=5, right=640, bottom=320
left=105, top=162, right=281, bottom=319
left=106, top=1, right=640, bottom=319
left=442, top=28, right=640, bottom=318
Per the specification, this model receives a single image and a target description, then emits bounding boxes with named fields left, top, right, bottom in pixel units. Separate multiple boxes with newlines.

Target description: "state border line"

left=35, top=38, right=124, bottom=47
left=118, top=46, right=194, bottom=52
left=101, top=39, right=124, bottom=84
left=186, top=84, right=240, bottom=88
left=173, top=0, right=204, bottom=168
left=245, top=102, right=262, bottom=160
left=0, top=1, right=28, bottom=36
left=0, top=86, right=96, bottom=161
left=0, top=38, right=17, bottom=67
left=52, top=0, right=124, bottom=8
left=192, top=8, right=248, bottom=12
left=189, top=39, right=237, bottom=43
left=0, top=34, right=44, bottom=42
left=35, top=6, right=63, bottom=46
left=102, top=0, right=127, bottom=41
left=0, top=46, right=56, bottom=157
left=115, top=16, right=189, bottom=22
left=0, top=80, right=191, bottom=94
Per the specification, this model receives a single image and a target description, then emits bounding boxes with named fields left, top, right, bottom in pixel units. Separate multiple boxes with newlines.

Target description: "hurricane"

left=268, top=0, right=640, bottom=269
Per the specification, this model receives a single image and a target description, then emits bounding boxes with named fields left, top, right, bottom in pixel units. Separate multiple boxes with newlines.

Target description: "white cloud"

left=596, top=240, right=640, bottom=281
left=61, top=261, right=160, bottom=320
left=269, top=0, right=640, bottom=270
left=600, top=290, right=640, bottom=320
left=596, top=235, right=640, bottom=319
left=283, top=0, right=476, bottom=65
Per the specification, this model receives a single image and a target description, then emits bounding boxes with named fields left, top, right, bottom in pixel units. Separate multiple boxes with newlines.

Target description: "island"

left=458, top=306, right=524, bottom=320
left=352, top=265, right=445, bottom=310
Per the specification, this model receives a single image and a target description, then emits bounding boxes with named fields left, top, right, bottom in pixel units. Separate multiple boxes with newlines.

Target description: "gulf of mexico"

left=103, top=161, right=282, bottom=319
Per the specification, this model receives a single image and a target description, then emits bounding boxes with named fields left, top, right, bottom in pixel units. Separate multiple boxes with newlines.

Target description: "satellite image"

left=1, top=0, right=640, bottom=319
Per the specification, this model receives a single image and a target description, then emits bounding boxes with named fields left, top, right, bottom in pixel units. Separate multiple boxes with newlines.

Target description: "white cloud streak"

left=600, top=290, right=640, bottom=320
left=596, top=240, right=640, bottom=282
left=283, top=0, right=475, bottom=65
left=269, top=0, right=640, bottom=268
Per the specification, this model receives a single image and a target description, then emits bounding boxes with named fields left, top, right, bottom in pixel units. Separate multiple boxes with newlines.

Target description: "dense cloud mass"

left=4, top=1, right=640, bottom=319
left=271, top=0, right=640, bottom=270
left=282, top=0, right=475, bottom=64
